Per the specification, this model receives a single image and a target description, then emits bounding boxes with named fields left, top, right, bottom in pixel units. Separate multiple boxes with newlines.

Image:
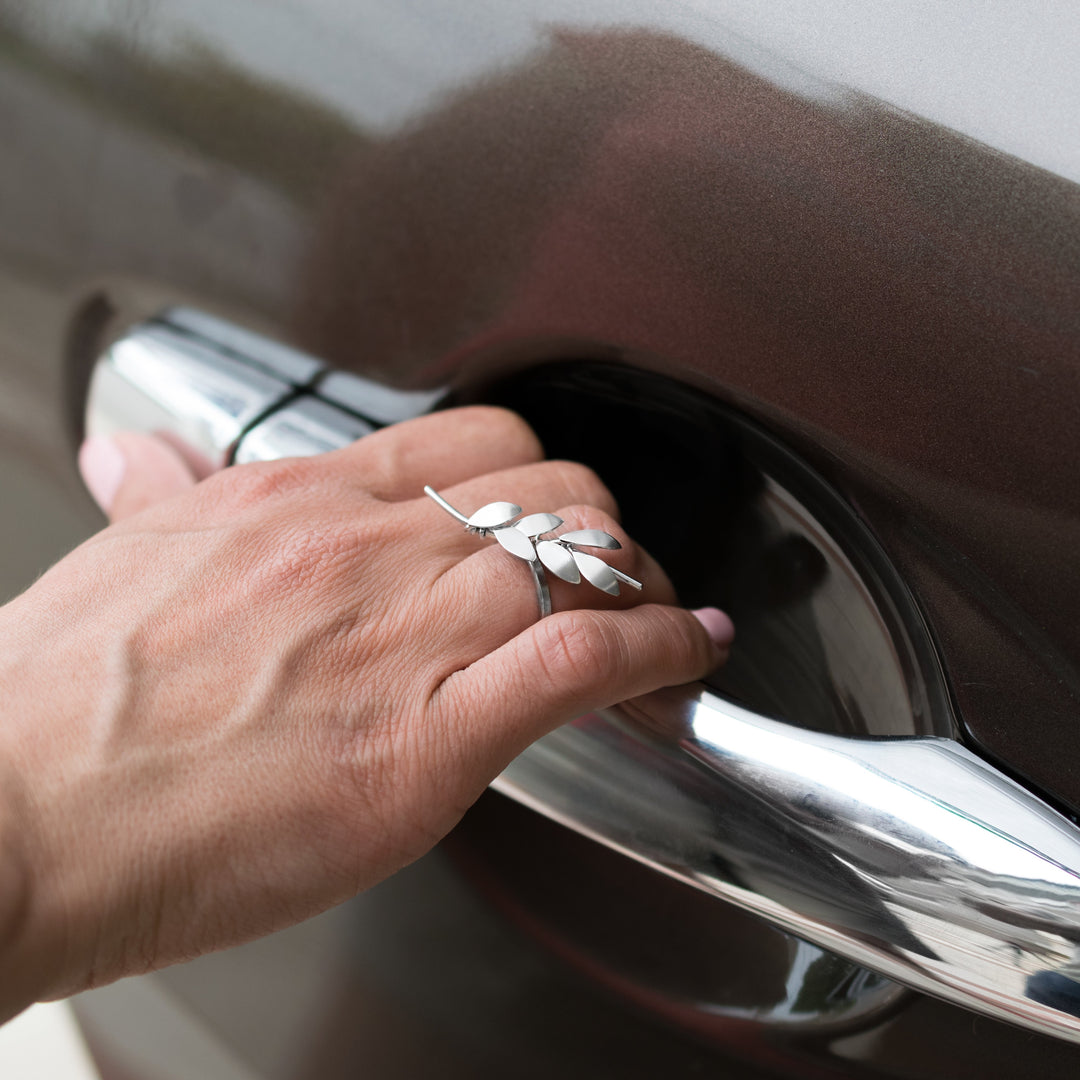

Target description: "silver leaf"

left=537, top=540, right=581, bottom=583
left=514, top=512, right=563, bottom=537
left=467, top=501, right=522, bottom=529
left=494, top=525, right=538, bottom=562
left=572, top=551, right=621, bottom=595
left=559, top=529, right=621, bottom=550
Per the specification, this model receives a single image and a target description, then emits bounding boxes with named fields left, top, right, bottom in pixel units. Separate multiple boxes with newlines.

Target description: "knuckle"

left=548, top=458, right=602, bottom=492
left=555, top=503, right=624, bottom=539
left=208, top=458, right=318, bottom=512
left=462, top=406, right=542, bottom=457
left=648, top=606, right=712, bottom=674
left=364, top=434, right=411, bottom=489
left=531, top=612, right=624, bottom=689
left=544, top=461, right=618, bottom=515
left=659, top=607, right=703, bottom=661
left=363, top=407, right=542, bottom=490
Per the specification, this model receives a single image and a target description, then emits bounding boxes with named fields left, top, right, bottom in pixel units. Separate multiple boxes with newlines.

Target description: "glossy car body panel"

left=2, top=1, right=1079, bottom=1075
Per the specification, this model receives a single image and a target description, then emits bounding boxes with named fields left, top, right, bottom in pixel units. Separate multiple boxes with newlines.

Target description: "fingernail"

left=692, top=607, right=735, bottom=652
left=79, top=435, right=126, bottom=512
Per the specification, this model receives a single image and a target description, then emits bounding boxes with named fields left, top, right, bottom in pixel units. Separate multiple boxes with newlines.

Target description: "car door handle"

left=494, top=685, right=1080, bottom=1044
left=85, top=312, right=1080, bottom=1044
left=84, top=307, right=443, bottom=467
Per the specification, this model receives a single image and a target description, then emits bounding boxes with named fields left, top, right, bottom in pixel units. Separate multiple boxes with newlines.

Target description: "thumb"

left=78, top=432, right=197, bottom=522
left=438, top=603, right=734, bottom=770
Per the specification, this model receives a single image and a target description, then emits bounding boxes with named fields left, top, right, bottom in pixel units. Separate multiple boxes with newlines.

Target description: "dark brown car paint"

left=298, top=28, right=1080, bottom=814
left=2, top=3, right=1079, bottom=1076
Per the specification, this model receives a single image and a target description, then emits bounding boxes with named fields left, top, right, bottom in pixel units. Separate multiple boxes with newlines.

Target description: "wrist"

left=0, top=760, right=40, bottom=1023
left=0, top=607, right=76, bottom=1021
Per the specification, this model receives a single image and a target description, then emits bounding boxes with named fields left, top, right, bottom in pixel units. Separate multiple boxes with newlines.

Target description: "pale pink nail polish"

left=79, top=435, right=126, bottom=512
left=692, top=607, right=735, bottom=650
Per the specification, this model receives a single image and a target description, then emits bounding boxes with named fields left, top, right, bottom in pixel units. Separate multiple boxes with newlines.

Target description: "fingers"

left=417, top=458, right=622, bottom=575
left=335, top=407, right=544, bottom=501
left=423, top=461, right=632, bottom=666
left=432, top=503, right=672, bottom=666
left=433, top=458, right=619, bottom=529
left=79, top=433, right=197, bottom=522
left=432, top=604, right=734, bottom=773
left=79, top=405, right=541, bottom=523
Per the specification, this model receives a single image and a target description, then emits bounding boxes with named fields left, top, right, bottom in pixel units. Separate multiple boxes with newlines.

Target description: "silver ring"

left=424, top=485, right=643, bottom=619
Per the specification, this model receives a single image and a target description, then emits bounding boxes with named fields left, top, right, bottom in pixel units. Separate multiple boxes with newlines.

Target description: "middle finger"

left=423, top=458, right=621, bottom=561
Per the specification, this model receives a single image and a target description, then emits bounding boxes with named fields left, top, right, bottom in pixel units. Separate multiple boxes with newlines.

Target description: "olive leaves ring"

left=424, top=485, right=643, bottom=619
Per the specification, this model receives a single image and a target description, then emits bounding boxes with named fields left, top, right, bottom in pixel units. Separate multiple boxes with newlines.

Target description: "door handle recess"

left=84, top=313, right=1080, bottom=1043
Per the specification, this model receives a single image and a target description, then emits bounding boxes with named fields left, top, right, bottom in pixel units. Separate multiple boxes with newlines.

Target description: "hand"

left=0, top=407, right=732, bottom=1018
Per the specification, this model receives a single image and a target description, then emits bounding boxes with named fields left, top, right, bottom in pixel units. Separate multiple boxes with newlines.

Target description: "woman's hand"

left=0, top=407, right=732, bottom=1019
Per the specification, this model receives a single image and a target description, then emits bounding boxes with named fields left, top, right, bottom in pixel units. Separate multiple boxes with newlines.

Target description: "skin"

left=0, top=407, right=732, bottom=1023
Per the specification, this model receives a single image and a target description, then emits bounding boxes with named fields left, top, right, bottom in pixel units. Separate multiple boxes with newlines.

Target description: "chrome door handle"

left=85, top=308, right=442, bottom=466
left=84, top=311, right=1080, bottom=1043
left=494, top=686, right=1080, bottom=1043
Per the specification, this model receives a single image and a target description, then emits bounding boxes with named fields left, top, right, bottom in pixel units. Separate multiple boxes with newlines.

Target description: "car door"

left=3, top=3, right=1080, bottom=1077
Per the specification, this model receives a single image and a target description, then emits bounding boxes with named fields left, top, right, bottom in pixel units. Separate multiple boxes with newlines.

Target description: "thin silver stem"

left=423, top=485, right=470, bottom=525
left=611, top=568, right=644, bottom=590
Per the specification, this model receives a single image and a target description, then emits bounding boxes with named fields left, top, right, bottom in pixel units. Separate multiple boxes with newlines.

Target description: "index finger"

left=329, top=406, right=544, bottom=501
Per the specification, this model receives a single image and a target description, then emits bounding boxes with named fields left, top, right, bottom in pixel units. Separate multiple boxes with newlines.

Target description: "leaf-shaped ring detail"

left=423, top=485, right=642, bottom=618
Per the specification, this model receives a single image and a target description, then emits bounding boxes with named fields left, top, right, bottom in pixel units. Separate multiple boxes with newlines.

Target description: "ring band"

left=424, top=485, right=642, bottom=619
left=530, top=561, right=552, bottom=619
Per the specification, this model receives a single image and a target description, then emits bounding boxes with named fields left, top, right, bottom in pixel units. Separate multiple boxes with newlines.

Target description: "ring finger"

left=430, top=502, right=676, bottom=675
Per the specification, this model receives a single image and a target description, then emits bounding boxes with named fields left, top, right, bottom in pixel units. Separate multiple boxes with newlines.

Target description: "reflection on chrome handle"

left=84, top=308, right=445, bottom=468
left=494, top=686, right=1080, bottom=1044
